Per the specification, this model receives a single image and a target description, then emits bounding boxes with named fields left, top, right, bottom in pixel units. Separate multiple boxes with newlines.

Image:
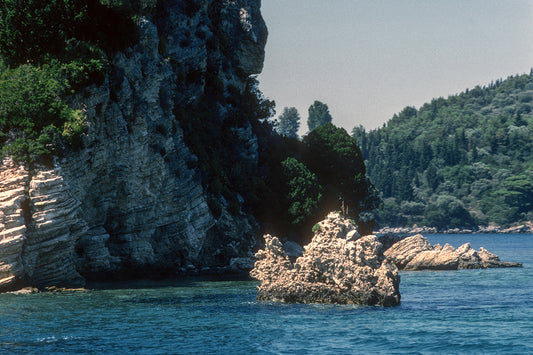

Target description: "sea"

left=0, top=234, right=531, bottom=354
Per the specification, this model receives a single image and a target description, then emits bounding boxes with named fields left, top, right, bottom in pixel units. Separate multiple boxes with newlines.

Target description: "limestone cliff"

left=0, top=0, right=268, bottom=291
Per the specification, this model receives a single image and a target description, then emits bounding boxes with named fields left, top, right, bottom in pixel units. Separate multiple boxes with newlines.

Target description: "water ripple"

left=0, top=235, right=531, bottom=354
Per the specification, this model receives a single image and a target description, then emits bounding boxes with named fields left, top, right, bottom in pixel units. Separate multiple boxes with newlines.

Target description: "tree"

left=303, top=123, right=380, bottom=218
left=0, top=63, right=68, bottom=133
left=0, top=0, right=135, bottom=65
left=496, top=173, right=533, bottom=214
left=307, top=100, right=332, bottom=131
left=276, top=107, right=300, bottom=139
left=0, top=0, right=87, bottom=63
left=281, top=157, right=322, bottom=225
left=423, top=195, right=475, bottom=229
left=0, top=63, right=86, bottom=163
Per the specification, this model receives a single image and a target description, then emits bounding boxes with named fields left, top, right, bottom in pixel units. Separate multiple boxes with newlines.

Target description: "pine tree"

left=307, top=100, right=332, bottom=131
left=276, top=107, right=300, bottom=138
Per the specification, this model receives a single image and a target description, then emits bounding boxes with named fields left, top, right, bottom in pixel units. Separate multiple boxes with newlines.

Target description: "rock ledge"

left=384, top=234, right=523, bottom=270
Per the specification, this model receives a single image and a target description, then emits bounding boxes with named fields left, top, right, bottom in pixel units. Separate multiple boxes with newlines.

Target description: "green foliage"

left=1, top=138, right=29, bottom=163
left=252, top=121, right=380, bottom=239
left=244, top=112, right=378, bottom=240
left=423, top=195, right=475, bottom=229
left=0, top=63, right=68, bottom=133
left=62, top=109, right=86, bottom=149
left=356, top=72, right=533, bottom=228
left=281, top=157, right=322, bottom=225
left=303, top=123, right=379, bottom=217
left=0, top=0, right=135, bottom=65
left=0, top=62, right=87, bottom=163
left=276, top=107, right=300, bottom=139
left=488, top=172, right=533, bottom=223
left=311, top=223, right=322, bottom=233
left=307, top=100, right=332, bottom=132
left=0, top=0, right=137, bottom=164
left=500, top=174, right=533, bottom=211
left=0, top=0, right=88, bottom=64
left=58, top=46, right=108, bottom=89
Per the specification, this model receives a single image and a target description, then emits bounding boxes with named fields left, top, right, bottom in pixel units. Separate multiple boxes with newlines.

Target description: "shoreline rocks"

left=376, top=222, right=533, bottom=235
left=384, top=234, right=522, bottom=270
left=251, top=216, right=522, bottom=306
left=250, top=213, right=401, bottom=307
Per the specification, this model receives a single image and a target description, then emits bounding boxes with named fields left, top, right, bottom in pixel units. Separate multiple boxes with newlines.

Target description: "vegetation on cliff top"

left=353, top=72, right=533, bottom=229
left=0, top=0, right=135, bottom=165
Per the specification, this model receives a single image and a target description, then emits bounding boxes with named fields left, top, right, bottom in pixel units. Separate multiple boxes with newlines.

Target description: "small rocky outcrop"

left=384, top=234, right=522, bottom=270
left=250, top=213, right=401, bottom=307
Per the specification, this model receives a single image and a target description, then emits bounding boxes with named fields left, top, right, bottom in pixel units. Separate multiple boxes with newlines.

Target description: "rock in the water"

left=403, top=243, right=459, bottom=270
left=382, top=234, right=432, bottom=269
left=384, top=235, right=522, bottom=270
left=250, top=213, right=401, bottom=307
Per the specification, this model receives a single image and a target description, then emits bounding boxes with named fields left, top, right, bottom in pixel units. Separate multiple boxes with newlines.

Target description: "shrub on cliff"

left=0, top=62, right=87, bottom=164
left=0, top=0, right=137, bottom=164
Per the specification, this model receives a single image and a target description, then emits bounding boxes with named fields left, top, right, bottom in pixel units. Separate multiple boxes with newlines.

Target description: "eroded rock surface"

left=250, top=213, right=401, bottom=306
left=0, top=0, right=266, bottom=291
left=384, top=235, right=522, bottom=270
left=0, top=159, right=29, bottom=291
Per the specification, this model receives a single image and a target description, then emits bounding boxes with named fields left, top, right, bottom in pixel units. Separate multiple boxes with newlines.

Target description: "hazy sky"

left=257, top=0, right=533, bottom=134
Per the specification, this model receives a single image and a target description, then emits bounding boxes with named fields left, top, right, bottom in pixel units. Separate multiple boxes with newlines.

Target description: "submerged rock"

left=384, top=235, right=522, bottom=270
left=250, top=213, right=401, bottom=307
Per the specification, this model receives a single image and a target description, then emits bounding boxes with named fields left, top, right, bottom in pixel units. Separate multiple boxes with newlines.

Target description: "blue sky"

left=257, top=0, right=533, bottom=134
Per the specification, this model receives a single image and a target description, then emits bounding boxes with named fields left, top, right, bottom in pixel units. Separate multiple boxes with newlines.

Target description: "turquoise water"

left=0, top=234, right=531, bottom=354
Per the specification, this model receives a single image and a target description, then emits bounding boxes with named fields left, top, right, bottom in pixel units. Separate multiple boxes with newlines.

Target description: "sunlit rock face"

left=251, top=213, right=401, bottom=307
left=0, top=0, right=267, bottom=290
left=384, top=235, right=523, bottom=270
left=0, top=159, right=29, bottom=291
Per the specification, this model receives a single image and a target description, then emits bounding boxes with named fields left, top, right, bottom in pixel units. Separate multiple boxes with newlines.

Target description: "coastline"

left=376, top=222, right=533, bottom=235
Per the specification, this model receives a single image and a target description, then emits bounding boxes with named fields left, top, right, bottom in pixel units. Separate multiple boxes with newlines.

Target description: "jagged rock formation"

left=0, top=0, right=267, bottom=291
left=250, top=213, right=401, bottom=306
left=384, top=234, right=522, bottom=270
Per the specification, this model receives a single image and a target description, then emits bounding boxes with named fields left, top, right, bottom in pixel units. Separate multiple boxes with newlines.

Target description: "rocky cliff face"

left=0, top=0, right=268, bottom=291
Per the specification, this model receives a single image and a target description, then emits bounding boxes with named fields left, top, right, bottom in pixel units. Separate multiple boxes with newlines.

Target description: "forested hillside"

left=353, top=71, right=533, bottom=229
